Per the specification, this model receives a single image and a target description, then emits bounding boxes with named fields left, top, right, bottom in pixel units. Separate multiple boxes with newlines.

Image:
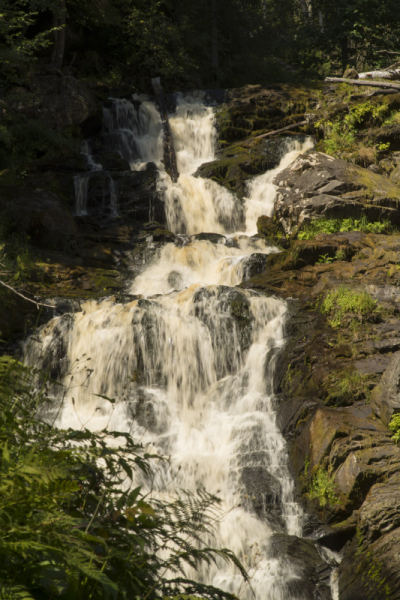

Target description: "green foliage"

left=388, top=413, right=400, bottom=444
left=325, top=371, right=371, bottom=405
left=0, top=0, right=59, bottom=83
left=0, top=117, right=79, bottom=171
left=317, top=101, right=391, bottom=157
left=308, top=468, right=338, bottom=507
left=0, top=356, right=247, bottom=600
left=317, top=253, right=335, bottom=264
left=321, top=287, right=378, bottom=328
left=320, top=119, right=356, bottom=155
left=298, top=217, right=394, bottom=240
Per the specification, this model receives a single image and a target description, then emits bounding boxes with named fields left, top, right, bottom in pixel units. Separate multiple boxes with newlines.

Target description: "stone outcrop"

left=10, top=72, right=102, bottom=134
left=273, top=152, right=400, bottom=234
left=370, top=352, right=400, bottom=425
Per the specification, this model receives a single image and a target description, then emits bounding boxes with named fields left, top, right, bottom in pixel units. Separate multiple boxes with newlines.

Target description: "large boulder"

left=11, top=73, right=102, bottom=133
left=80, top=164, right=165, bottom=224
left=273, top=152, right=400, bottom=234
left=196, top=136, right=306, bottom=198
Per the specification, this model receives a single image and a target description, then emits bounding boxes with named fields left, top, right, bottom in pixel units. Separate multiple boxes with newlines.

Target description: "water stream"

left=27, top=96, right=340, bottom=598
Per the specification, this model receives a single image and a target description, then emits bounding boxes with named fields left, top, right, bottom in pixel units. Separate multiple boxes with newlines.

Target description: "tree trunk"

left=318, top=10, right=324, bottom=33
left=151, top=77, right=179, bottom=183
left=341, top=37, right=349, bottom=72
left=325, top=77, right=400, bottom=91
left=52, top=0, right=66, bottom=70
left=210, top=0, right=219, bottom=86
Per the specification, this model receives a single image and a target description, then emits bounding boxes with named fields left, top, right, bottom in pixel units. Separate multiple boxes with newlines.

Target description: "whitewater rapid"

left=26, top=95, right=340, bottom=599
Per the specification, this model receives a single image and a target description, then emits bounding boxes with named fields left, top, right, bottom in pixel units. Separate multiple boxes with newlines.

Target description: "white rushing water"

left=26, top=96, right=340, bottom=598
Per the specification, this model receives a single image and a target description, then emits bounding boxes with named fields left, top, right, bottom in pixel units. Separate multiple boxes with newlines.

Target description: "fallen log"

left=248, top=120, right=308, bottom=143
left=151, top=77, right=179, bottom=183
left=325, top=77, right=400, bottom=91
left=359, top=69, right=400, bottom=81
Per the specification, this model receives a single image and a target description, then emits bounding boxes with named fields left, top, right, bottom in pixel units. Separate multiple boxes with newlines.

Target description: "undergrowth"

left=298, top=216, right=394, bottom=240
left=321, top=287, right=378, bottom=328
left=0, top=356, right=247, bottom=600
left=325, top=371, right=372, bottom=406
left=308, top=468, right=338, bottom=508
left=317, top=100, right=390, bottom=158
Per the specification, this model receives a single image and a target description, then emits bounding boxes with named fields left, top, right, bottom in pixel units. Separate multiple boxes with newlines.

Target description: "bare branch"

left=0, top=279, right=55, bottom=309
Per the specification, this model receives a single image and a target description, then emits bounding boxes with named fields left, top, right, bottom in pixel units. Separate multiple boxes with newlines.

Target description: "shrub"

left=321, top=287, right=378, bottom=328
left=308, top=468, right=338, bottom=507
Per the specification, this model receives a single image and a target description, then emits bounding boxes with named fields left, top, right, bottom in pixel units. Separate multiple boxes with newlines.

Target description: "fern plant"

left=0, top=357, right=247, bottom=600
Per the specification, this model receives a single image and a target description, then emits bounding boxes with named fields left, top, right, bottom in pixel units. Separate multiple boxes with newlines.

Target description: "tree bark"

left=52, top=0, right=66, bottom=70
left=325, top=77, right=400, bottom=91
left=151, top=77, right=179, bottom=183
left=210, top=0, right=219, bottom=86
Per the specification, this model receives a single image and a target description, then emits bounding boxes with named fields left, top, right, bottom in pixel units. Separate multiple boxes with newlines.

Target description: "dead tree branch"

left=325, top=77, right=400, bottom=91
left=0, top=279, right=55, bottom=309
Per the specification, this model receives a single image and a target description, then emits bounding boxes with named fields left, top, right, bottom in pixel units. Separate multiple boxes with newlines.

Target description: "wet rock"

left=193, top=232, right=226, bottom=244
left=191, top=286, right=254, bottom=374
left=273, top=152, right=400, bottom=234
left=84, top=165, right=164, bottom=224
left=370, top=351, right=400, bottom=425
left=195, top=136, right=307, bottom=198
left=93, top=152, right=131, bottom=171
left=239, top=465, right=283, bottom=525
left=242, top=253, right=270, bottom=281
left=267, top=534, right=333, bottom=600
left=167, top=271, right=184, bottom=290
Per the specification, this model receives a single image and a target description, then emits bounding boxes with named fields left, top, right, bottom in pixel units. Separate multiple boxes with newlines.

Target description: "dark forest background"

left=1, top=0, right=400, bottom=91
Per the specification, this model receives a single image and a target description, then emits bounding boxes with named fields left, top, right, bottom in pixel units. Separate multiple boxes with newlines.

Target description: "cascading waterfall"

left=26, top=95, right=339, bottom=599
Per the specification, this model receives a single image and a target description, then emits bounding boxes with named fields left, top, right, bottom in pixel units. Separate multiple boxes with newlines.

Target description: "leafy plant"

left=321, top=287, right=378, bottom=328
left=298, top=216, right=394, bottom=240
left=389, top=413, right=400, bottom=444
left=308, top=468, right=338, bottom=507
left=0, top=356, right=247, bottom=600
left=317, top=253, right=335, bottom=264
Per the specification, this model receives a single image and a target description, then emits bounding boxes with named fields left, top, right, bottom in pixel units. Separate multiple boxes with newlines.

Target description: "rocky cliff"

left=2, top=75, right=400, bottom=598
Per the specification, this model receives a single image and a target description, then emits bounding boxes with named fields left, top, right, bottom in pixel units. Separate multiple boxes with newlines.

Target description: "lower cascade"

left=25, top=96, right=339, bottom=599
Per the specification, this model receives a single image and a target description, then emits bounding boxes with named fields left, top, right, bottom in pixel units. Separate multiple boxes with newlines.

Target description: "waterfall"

left=26, top=96, right=340, bottom=599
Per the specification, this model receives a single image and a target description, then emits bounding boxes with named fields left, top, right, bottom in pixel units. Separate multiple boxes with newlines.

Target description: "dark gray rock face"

left=273, top=152, right=400, bottom=234
left=370, top=351, right=400, bottom=425
left=242, top=253, right=270, bottom=281
left=13, top=73, right=102, bottom=132
left=267, top=534, right=333, bottom=600
left=84, top=165, right=165, bottom=224
left=1, top=187, right=79, bottom=248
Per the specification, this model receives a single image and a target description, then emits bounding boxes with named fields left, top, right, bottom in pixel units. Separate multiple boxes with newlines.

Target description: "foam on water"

left=26, top=95, right=341, bottom=599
